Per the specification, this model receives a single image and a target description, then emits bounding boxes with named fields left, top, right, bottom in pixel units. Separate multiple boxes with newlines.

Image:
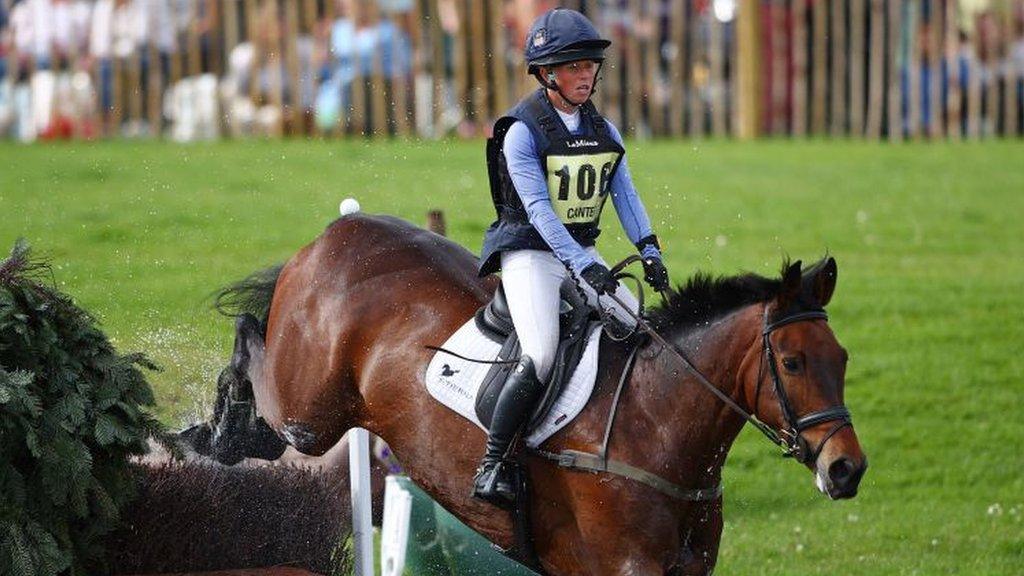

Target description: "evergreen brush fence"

left=1, top=0, right=1022, bottom=141
left=0, top=240, right=166, bottom=576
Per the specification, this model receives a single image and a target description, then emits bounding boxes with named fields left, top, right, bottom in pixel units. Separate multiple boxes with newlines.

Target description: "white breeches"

left=499, top=248, right=640, bottom=383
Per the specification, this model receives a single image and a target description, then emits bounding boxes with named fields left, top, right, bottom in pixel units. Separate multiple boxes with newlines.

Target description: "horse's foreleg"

left=675, top=497, right=723, bottom=576
left=200, top=314, right=286, bottom=464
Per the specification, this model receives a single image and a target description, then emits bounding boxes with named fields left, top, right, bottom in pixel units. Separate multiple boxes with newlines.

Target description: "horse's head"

left=750, top=257, right=867, bottom=499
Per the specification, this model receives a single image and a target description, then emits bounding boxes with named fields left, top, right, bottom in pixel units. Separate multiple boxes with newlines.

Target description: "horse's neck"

left=635, top=304, right=762, bottom=488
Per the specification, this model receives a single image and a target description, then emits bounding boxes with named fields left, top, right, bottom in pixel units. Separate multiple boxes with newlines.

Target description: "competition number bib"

left=545, top=152, right=620, bottom=224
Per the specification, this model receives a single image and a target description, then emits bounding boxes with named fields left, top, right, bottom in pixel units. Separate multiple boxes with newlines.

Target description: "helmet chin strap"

left=534, top=61, right=605, bottom=110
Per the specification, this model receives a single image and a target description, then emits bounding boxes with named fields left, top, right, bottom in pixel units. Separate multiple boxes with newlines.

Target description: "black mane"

left=646, top=258, right=824, bottom=335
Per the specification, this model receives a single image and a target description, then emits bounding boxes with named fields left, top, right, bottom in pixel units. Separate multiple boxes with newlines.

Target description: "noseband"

left=755, top=308, right=853, bottom=465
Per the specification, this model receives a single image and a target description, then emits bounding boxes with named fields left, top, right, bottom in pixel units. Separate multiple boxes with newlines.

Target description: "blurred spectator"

left=221, top=0, right=314, bottom=137
left=9, top=0, right=33, bottom=83
left=0, top=0, right=9, bottom=82
left=0, top=0, right=9, bottom=138
left=315, top=0, right=412, bottom=132
left=28, top=0, right=52, bottom=70
left=89, top=0, right=115, bottom=130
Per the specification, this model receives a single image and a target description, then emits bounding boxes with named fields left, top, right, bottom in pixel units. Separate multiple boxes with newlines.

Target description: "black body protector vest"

left=479, top=89, right=625, bottom=276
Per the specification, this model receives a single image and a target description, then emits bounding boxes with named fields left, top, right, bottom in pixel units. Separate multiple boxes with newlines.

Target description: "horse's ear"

left=806, top=257, right=838, bottom=307
left=778, top=260, right=803, bottom=308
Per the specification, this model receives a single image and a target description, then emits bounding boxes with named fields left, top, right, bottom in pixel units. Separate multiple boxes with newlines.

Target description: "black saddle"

left=473, top=279, right=595, bottom=432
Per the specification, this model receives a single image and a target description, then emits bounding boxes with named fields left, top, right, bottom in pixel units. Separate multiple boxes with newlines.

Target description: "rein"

left=533, top=256, right=852, bottom=502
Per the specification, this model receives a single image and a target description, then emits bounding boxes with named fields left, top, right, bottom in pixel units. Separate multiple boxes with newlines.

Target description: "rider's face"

left=547, top=60, right=599, bottom=103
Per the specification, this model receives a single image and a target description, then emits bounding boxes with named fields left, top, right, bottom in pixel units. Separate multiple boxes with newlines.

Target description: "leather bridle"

left=755, top=308, right=853, bottom=465
left=532, top=259, right=855, bottom=502
left=596, top=256, right=854, bottom=466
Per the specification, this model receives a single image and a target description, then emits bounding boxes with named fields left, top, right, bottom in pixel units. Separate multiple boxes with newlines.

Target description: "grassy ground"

left=1, top=139, right=1021, bottom=574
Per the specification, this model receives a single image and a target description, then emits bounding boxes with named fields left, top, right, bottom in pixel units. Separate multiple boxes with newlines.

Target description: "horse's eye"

left=782, top=357, right=802, bottom=372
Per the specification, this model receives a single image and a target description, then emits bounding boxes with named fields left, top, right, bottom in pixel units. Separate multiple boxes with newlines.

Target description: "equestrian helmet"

left=524, top=9, right=611, bottom=74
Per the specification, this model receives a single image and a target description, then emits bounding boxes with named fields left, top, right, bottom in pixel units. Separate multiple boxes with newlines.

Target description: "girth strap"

left=530, top=341, right=721, bottom=503
left=532, top=448, right=723, bottom=502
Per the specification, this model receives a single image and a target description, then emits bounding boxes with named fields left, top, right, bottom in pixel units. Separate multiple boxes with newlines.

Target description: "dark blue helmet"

left=523, top=9, right=611, bottom=74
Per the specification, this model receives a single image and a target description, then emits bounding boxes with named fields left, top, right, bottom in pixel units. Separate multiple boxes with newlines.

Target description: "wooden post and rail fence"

left=2, top=0, right=1022, bottom=141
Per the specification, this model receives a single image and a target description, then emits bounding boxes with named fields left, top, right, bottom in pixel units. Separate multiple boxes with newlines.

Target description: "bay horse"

left=200, top=212, right=867, bottom=575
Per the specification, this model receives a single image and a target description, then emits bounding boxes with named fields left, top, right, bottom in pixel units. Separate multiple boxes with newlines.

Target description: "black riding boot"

left=472, top=355, right=545, bottom=507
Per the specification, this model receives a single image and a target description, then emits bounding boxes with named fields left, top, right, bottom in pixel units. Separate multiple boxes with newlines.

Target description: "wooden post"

left=866, top=0, right=885, bottom=139
left=604, top=16, right=623, bottom=129
left=349, top=0, right=366, bottom=136
left=489, top=0, right=510, bottom=116
left=369, top=2, right=387, bottom=138
left=403, top=0, right=423, bottom=136
left=709, top=5, right=726, bottom=137
left=245, top=0, right=259, bottom=107
left=850, top=0, right=866, bottom=136
left=793, top=0, right=809, bottom=137
left=1004, top=0, right=1020, bottom=137
left=688, top=5, right=704, bottom=138
left=470, top=0, right=488, bottom=124
left=887, top=0, right=904, bottom=141
left=224, top=0, right=240, bottom=66
left=730, top=0, right=741, bottom=137
left=645, top=0, right=665, bottom=136
left=812, top=0, right=828, bottom=134
left=966, top=20, right=981, bottom=139
left=301, top=0, right=321, bottom=137
left=770, top=0, right=787, bottom=135
left=830, top=0, right=848, bottom=136
left=626, top=1, right=643, bottom=136
left=284, top=0, right=303, bottom=136
left=169, top=6, right=183, bottom=89
left=188, top=0, right=203, bottom=76
left=266, top=0, right=285, bottom=137
left=926, top=0, right=941, bottom=139
left=147, top=38, right=163, bottom=138
left=452, top=0, right=468, bottom=133
left=429, top=0, right=445, bottom=137
left=944, top=0, right=961, bottom=140
left=427, top=210, right=447, bottom=236
left=389, top=6, right=411, bottom=138
left=974, top=9, right=991, bottom=136
left=325, top=0, right=344, bottom=138
left=127, top=44, right=143, bottom=132
left=110, top=55, right=123, bottom=135
left=669, top=0, right=686, bottom=137
left=737, top=0, right=762, bottom=139
left=907, top=1, right=921, bottom=139
left=208, top=0, right=224, bottom=77
left=514, top=2, right=534, bottom=101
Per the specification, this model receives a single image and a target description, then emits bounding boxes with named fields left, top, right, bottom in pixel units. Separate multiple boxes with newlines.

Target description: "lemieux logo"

left=532, top=28, right=547, bottom=47
left=567, top=139, right=599, bottom=148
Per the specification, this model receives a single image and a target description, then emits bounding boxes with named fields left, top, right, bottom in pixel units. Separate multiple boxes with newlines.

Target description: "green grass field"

left=1, top=139, right=1022, bottom=574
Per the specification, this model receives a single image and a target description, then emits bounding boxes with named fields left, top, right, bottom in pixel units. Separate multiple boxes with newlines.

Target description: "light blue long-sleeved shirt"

left=503, top=114, right=661, bottom=274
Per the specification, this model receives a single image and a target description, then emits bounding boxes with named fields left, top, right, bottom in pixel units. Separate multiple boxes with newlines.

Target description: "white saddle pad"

left=425, top=317, right=602, bottom=448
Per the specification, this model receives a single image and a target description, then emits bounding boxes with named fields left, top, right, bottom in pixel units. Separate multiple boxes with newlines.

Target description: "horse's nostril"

left=828, top=457, right=855, bottom=486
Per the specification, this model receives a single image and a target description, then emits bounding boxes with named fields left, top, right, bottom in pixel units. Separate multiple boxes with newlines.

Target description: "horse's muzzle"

left=817, top=455, right=867, bottom=499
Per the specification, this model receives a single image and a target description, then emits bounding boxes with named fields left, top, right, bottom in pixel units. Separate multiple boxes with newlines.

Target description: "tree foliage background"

left=0, top=240, right=166, bottom=576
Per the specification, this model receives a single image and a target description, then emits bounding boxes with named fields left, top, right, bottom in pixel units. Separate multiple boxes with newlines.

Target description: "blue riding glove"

left=580, top=263, right=619, bottom=295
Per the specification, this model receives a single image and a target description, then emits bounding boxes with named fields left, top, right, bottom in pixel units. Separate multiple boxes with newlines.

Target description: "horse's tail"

left=213, top=264, right=284, bottom=333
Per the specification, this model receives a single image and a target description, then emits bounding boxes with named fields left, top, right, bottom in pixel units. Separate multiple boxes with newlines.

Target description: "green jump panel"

left=390, top=476, right=450, bottom=575
left=391, top=476, right=538, bottom=576
left=433, top=501, right=540, bottom=576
